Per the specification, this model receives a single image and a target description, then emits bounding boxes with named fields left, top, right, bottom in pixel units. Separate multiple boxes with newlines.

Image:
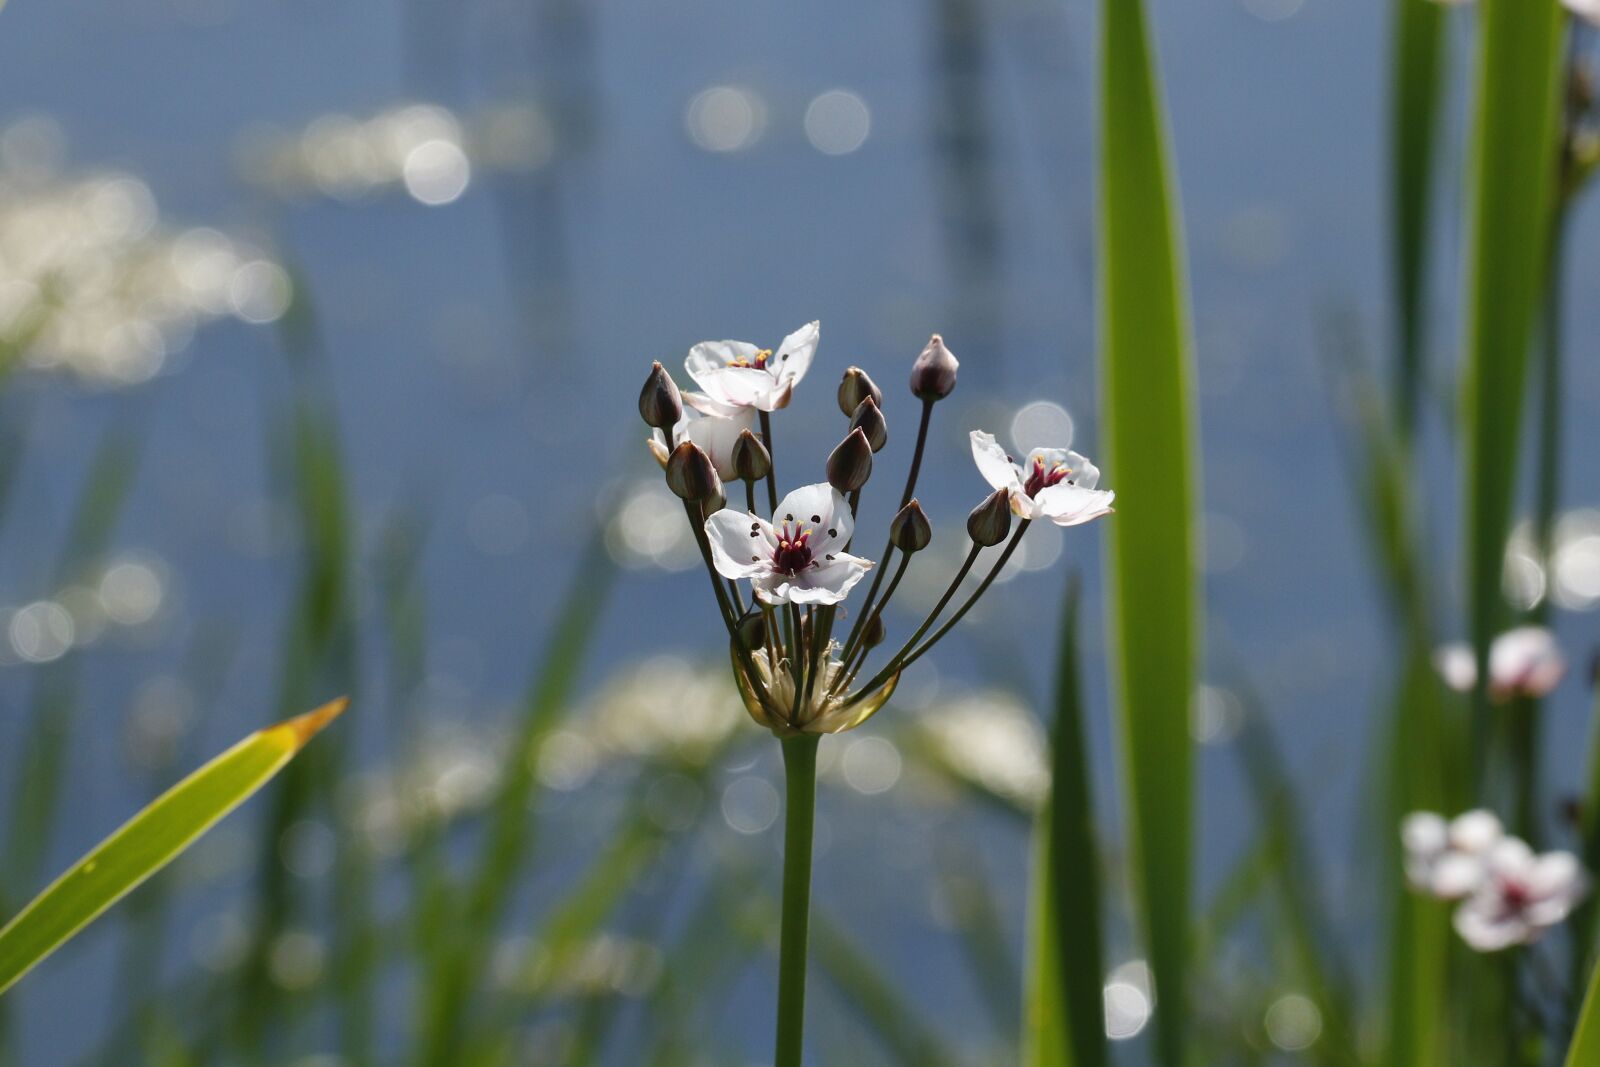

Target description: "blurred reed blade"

left=1383, top=653, right=1452, bottom=1067
left=1232, top=695, right=1361, bottom=1067
left=1567, top=953, right=1600, bottom=1067
left=415, top=537, right=616, bottom=1065
left=1389, top=0, right=1447, bottom=437
left=1097, top=0, right=1200, bottom=1061
left=809, top=911, right=962, bottom=1067
left=937, top=842, right=1020, bottom=1040
left=1569, top=683, right=1600, bottom=1000
left=1459, top=0, right=1565, bottom=749
left=1023, top=580, right=1105, bottom=1067
left=4, top=423, right=143, bottom=898
left=0, top=699, right=348, bottom=996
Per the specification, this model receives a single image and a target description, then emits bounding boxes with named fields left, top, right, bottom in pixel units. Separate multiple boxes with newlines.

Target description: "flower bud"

left=849, top=397, right=888, bottom=453
left=838, top=366, right=883, bottom=417
left=860, top=612, right=886, bottom=650
left=665, top=441, right=721, bottom=503
left=888, top=499, right=932, bottom=553
left=639, top=361, right=683, bottom=429
left=731, top=428, right=772, bottom=482
left=909, top=334, right=958, bottom=401
left=826, top=428, right=874, bottom=493
left=736, top=608, right=768, bottom=651
left=966, top=487, right=1013, bottom=546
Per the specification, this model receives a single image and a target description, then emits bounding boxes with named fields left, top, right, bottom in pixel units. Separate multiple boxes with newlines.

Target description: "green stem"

left=775, top=734, right=820, bottom=1067
left=759, top=412, right=780, bottom=515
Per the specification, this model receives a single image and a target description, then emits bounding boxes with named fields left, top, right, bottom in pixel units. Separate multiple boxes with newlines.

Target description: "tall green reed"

left=1097, top=0, right=1200, bottom=1061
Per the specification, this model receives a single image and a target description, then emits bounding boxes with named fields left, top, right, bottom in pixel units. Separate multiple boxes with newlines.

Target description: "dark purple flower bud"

left=860, top=612, right=886, bottom=650
left=737, top=608, right=768, bottom=651
left=966, top=487, right=1013, bottom=546
left=666, top=441, right=721, bottom=503
left=888, top=499, right=933, bottom=553
left=639, top=361, right=683, bottom=429
left=909, top=334, right=959, bottom=401
left=827, top=428, right=874, bottom=493
left=731, top=428, right=771, bottom=482
left=849, top=397, right=888, bottom=453
left=838, top=366, right=884, bottom=417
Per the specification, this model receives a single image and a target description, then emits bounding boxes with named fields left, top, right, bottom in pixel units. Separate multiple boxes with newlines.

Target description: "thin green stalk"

left=899, top=521, right=1029, bottom=671
left=1390, top=0, right=1448, bottom=441
left=775, top=734, right=820, bottom=1067
left=900, top=399, right=934, bottom=510
left=845, top=542, right=982, bottom=706
left=759, top=412, right=780, bottom=514
left=841, top=398, right=934, bottom=655
left=833, top=553, right=913, bottom=694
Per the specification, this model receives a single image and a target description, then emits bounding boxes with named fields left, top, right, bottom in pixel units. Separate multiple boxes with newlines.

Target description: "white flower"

left=969, top=430, right=1115, bottom=526
left=1566, top=0, right=1600, bottom=25
left=704, top=483, right=873, bottom=606
left=647, top=407, right=756, bottom=482
left=1433, top=627, right=1566, bottom=701
left=683, top=321, right=819, bottom=414
left=1402, top=809, right=1503, bottom=899
left=1453, top=838, right=1589, bottom=951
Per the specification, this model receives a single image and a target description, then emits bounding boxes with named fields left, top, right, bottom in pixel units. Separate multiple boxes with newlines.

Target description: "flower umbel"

left=1401, top=809, right=1590, bottom=951
left=642, top=323, right=1113, bottom=738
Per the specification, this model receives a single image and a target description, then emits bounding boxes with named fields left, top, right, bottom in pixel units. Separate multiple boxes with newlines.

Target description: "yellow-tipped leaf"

left=0, top=697, right=349, bottom=997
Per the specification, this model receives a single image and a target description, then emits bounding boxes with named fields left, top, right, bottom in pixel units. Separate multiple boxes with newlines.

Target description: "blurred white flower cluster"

left=913, top=690, right=1050, bottom=811
left=235, top=102, right=556, bottom=205
left=1403, top=809, right=1589, bottom=951
left=0, top=117, right=290, bottom=387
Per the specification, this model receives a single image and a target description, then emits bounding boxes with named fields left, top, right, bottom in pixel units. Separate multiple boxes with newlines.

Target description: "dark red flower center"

left=730, top=348, right=772, bottom=370
left=772, top=523, right=815, bottom=576
left=1023, top=456, right=1071, bottom=498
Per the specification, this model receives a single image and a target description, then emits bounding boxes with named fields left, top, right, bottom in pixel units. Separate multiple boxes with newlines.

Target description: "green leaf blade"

left=0, top=698, right=348, bottom=997
left=1097, top=1, right=1200, bottom=1063
left=1024, top=582, right=1105, bottom=1067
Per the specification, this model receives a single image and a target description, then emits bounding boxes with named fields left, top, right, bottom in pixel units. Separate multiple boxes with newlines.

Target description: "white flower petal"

left=684, top=409, right=756, bottom=482
left=1455, top=896, right=1533, bottom=951
left=1526, top=851, right=1587, bottom=904
left=705, top=509, right=775, bottom=579
left=1430, top=853, right=1486, bottom=900
left=683, top=390, right=744, bottom=418
left=971, top=430, right=1023, bottom=494
left=772, top=483, right=850, bottom=545
left=1564, top=0, right=1600, bottom=27
left=1489, top=626, right=1565, bottom=699
left=1034, top=484, right=1115, bottom=527
left=773, top=320, right=819, bottom=388
left=686, top=340, right=761, bottom=388
left=1433, top=643, right=1477, bottom=693
left=783, top=554, right=873, bottom=605
left=1448, top=810, right=1503, bottom=855
left=1402, top=811, right=1448, bottom=857
left=1064, top=450, right=1101, bottom=490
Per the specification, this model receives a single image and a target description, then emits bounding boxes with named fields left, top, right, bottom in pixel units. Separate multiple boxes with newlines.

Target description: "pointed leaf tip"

left=270, top=696, right=350, bottom=750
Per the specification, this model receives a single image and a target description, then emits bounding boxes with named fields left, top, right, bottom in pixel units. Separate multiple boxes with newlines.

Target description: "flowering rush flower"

left=1401, top=809, right=1590, bottom=951
left=1402, top=809, right=1503, bottom=899
left=684, top=321, right=819, bottom=415
left=969, top=431, right=1116, bottom=526
left=1454, top=838, right=1589, bottom=951
left=647, top=407, right=757, bottom=482
left=1433, top=626, right=1566, bottom=702
left=640, top=323, right=1112, bottom=735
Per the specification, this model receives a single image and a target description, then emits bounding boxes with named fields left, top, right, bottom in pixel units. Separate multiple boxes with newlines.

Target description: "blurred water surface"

left=1, top=0, right=1600, bottom=1062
